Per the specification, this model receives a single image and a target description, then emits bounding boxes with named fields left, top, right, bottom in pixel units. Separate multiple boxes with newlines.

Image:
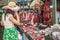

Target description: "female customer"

left=1, top=5, right=21, bottom=40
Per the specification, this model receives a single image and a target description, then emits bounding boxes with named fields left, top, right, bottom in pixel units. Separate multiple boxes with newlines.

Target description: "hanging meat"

left=33, top=13, right=40, bottom=24
left=26, top=12, right=32, bottom=24
left=19, top=11, right=27, bottom=23
left=43, top=0, right=52, bottom=27
left=37, top=7, right=42, bottom=23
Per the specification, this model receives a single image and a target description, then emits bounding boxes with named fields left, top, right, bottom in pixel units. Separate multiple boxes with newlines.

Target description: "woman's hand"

left=20, top=23, right=24, bottom=26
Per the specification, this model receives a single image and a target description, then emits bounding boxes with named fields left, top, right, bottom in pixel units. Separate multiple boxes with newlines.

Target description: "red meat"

left=43, top=0, right=52, bottom=26
left=33, top=13, right=40, bottom=23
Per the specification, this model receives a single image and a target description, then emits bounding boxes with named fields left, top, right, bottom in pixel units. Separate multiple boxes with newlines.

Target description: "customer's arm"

left=9, top=12, right=23, bottom=26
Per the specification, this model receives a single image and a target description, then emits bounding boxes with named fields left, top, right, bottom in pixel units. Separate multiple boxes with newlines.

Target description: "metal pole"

left=55, top=0, right=57, bottom=23
left=52, top=0, right=57, bottom=24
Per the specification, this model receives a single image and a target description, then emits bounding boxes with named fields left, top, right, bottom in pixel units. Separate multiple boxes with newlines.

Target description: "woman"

left=1, top=7, right=21, bottom=40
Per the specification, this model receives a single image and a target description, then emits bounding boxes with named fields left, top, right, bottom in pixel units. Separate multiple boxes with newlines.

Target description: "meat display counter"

left=18, top=26, right=33, bottom=40
left=18, top=24, right=45, bottom=40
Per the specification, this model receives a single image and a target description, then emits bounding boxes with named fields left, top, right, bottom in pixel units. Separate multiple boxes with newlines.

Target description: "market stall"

left=0, top=0, right=58, bottom=40
left=16, top=0, right=53, bottom=40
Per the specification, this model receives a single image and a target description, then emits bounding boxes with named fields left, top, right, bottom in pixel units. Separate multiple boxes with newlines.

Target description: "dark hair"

left=4, top=9, right=15, bottom=20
